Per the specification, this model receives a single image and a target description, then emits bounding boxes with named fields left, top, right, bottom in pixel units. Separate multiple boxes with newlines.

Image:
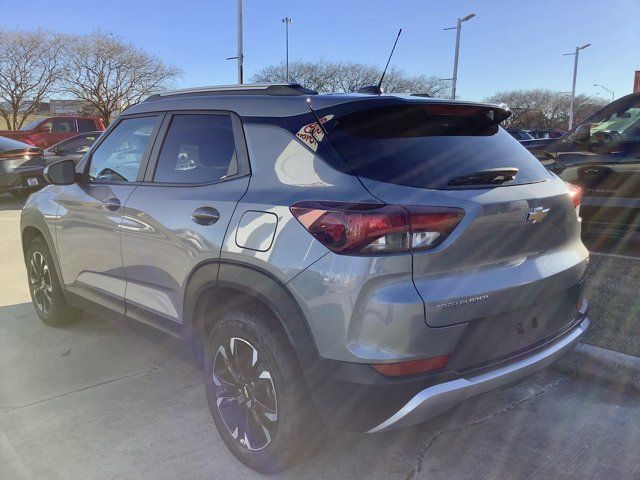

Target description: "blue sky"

left=2, top=0, right=638, bottom=101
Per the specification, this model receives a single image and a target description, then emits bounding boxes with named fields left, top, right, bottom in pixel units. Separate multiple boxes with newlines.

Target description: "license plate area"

left=448, top=293, right=578, bottom=373
left=27, top=177, right=39, bottom=187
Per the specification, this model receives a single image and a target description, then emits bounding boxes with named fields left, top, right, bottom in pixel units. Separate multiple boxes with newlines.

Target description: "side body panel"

left=119, top=110, right=251, bottom=331
left=120, top=177, right=250, bottom=329
left=54, top=183, right=137, bottom=317
left=219, top=123, right=372, bottom=283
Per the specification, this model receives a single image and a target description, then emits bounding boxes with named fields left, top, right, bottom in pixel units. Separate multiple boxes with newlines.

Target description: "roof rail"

left=145, top=83, right=317, bottom=101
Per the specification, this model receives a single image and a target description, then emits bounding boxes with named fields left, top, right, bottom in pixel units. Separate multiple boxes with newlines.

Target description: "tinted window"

left=56, top=134, right=99, bottom=154
left=77, top=118, right=97, bottom=132
left=520, top=131, right=533, bottom=140
left=88, top=116, right=158, bottom=183
left=154, top=114, right=238, bottom=184
left=327, top=105, right=551, bottom=189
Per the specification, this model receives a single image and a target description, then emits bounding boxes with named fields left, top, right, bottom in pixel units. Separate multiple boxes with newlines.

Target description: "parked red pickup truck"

left=0, top=116, right=105, bottom=149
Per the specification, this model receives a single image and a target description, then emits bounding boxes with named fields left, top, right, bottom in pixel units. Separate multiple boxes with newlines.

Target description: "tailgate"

left=361, top=176, right=589, bottom=328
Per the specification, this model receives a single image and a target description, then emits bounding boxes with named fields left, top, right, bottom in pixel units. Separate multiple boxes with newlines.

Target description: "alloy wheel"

left=212, top=337, right=278, bottom=451
left=29, top=251, right=53, bottom=314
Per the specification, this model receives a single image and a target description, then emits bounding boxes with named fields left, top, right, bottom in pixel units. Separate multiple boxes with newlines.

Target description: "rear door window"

left=326, top=104, right=552, bottom=189
left=43, top=118, right=77, bottom=133
left=153, top=114, right=238, bottom=184
left=77, top=118, right=97, bottom=132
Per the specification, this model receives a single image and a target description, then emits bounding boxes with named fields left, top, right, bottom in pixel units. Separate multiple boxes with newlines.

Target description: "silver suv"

left=21, top=83, right=590, bottom=473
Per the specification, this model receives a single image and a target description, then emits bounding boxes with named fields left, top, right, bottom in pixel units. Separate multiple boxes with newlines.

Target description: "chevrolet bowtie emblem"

left=526, top=206, right=550, bottom=223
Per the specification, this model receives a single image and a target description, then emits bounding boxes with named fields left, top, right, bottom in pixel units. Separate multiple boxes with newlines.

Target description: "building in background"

left=50, top=99, right=97, bottom=115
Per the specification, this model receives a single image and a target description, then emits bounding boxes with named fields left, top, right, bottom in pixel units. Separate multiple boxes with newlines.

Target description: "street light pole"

left=237, top=0, right=243, bottom=84
left=564, top=43, right=590, bottom=129
left=445, top=13, right=475, bottom=100
left=451, top=17, right=462, bottom=100
left=593, top=83, right=614, bottom=102
left=282, top=17, right=292, bottom=82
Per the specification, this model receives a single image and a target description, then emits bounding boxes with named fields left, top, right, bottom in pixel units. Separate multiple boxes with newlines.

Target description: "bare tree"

left=573, top=94, right=608, bottom=126
left=0, top=29, right=66, bottom=130
left=485, top=89, right=607, bottom=130
left=252, top=60, right=449, bottom=97
left=64, top=32, right=181, bottom=126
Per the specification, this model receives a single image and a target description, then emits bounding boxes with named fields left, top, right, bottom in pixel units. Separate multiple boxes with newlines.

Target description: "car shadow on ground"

left=3, top=302, right=640, bottom=479
left=0, top=300, right=554, bottom=479
left=583, top=232, right=640, bottom=257
left=3, top=191, right=640, bottom=478
left=0, top=301, right=194, bottom=414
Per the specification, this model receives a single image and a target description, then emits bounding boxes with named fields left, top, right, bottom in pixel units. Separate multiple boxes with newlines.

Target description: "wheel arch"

left=183, top=260, right=320, bottom=372
left=22, top=226, right=45, bottom=256
left=20, top=214, right=65, bottom=290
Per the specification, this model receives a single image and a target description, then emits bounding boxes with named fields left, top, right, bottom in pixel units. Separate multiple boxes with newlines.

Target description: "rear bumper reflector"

left=371, top=355, right=450, bottom=377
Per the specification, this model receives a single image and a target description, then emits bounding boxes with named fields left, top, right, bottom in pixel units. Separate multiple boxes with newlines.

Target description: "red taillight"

left=290, top=201, right=464, bottom=255
left=567, top=182, right=582, bottom=208
left=371, top=354, right=450, bottom=377
left=0, top=148, right=42, bottom=159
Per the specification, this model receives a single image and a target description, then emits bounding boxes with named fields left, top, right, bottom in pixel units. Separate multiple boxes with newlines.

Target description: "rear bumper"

left=0, top=166, right=45, bottom=193
left=367, top=317, right=589, bottom=433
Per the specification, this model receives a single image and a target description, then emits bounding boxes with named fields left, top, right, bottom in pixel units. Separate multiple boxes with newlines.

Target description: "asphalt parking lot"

left=2, top=194, right=640, bottom=480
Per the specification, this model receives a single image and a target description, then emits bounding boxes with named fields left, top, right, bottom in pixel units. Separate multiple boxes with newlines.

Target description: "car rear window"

left=77, top=118, right=97, bottom=132
left=326, top=105, right=552, bottom=189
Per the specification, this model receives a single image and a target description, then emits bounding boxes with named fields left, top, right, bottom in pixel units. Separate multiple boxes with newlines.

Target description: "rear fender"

left=182, top=260, right=320, bottom=372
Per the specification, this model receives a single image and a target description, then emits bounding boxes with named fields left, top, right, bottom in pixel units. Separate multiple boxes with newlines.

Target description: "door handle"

left=191, top=206, right=220, bottom=226
left=103, top=197, right=121, bottom=211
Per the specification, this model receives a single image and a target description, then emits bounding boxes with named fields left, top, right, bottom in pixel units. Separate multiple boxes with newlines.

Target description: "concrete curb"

left=552, top=343, right=640, bottom=393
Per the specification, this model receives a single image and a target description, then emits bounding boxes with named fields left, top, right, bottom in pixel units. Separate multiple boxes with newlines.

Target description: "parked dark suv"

left=21, top=84, right=590, bottom=473
left=523, top=92, right=640, bottom=250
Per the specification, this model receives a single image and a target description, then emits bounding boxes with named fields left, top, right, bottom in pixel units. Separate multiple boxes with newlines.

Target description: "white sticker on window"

left=295, top=115, right=334, bottom=152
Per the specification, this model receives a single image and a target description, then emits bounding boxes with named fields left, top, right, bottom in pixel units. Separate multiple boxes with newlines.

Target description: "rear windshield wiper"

left=447, top=168, right=518, bottom=186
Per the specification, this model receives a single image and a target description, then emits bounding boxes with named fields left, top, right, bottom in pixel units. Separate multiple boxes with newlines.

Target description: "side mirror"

left=39, top=125, right=52, bottom=133
left=572, top=123, right=591, bottom=143
left=44, top=159, right=76, bottom=185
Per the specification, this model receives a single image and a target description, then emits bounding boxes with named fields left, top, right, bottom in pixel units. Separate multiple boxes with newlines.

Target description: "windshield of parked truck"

left=20, top=119, right=42, bottom=131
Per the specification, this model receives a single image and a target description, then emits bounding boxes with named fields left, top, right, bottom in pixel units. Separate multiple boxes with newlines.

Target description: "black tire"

left=26, top=236, right=83, bottom=326
left=203, top=308, right=324, bottom=473
left=10, top=190, right=28, bottom=199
